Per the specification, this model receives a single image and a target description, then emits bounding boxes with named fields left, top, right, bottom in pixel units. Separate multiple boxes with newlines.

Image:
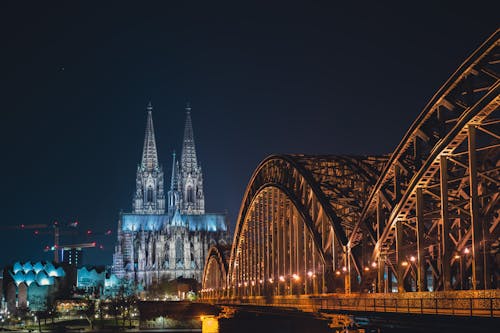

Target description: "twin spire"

left=140, top=102, right=198, bottom=173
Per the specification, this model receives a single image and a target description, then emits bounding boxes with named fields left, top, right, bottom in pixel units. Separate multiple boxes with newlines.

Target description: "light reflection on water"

left=201, top=315, right=219, bottom=333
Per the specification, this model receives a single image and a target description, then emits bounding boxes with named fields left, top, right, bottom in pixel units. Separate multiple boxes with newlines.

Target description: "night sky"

left=0, top=2, right=497, bottom=266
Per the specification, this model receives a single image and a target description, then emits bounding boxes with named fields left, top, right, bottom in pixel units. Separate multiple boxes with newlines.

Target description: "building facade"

left=112, top=103, right=229, bottom=286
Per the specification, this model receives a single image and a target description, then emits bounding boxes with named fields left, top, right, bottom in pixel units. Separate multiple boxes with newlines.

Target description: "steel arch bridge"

left=202, top=30, right=500, bottom=303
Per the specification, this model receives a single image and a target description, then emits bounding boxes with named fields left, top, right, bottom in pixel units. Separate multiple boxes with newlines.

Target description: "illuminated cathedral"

left=112, top=103, right=229, bottom=286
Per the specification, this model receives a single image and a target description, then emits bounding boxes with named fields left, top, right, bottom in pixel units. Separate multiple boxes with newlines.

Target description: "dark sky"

left=0, top=1, right=497, bottom=266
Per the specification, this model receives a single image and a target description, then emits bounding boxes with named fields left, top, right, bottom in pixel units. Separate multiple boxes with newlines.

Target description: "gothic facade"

left=112, top=103, right=229, bottom=286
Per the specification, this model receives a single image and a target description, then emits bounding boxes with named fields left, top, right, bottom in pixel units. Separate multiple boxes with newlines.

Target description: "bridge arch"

left=225, top=155, right=384, bottom=296
left=201, top=30, right=499, bottom=300
left=348, top=29, right=500, bottom=293
left=201, top=245, right=229, bottom=299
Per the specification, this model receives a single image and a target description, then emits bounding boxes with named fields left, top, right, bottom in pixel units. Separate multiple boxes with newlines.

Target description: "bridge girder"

left=221, top=155, right=384, bottom=297
left=202, top=29, right=500, bottom=298
left=348, top=29, right=500, bottom=293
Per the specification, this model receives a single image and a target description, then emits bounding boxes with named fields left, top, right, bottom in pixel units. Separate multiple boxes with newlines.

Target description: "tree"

left=83, top=300, right=95, bottom=330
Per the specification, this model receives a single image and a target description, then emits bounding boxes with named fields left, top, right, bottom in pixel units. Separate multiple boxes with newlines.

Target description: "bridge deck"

left=204, top=290, right=500, bottom=318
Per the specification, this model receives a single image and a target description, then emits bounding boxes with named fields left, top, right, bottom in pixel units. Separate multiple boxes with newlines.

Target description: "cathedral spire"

left=170, top=151, right=177, bottom=191
left=141, top=102, right=159, bottom=171
left=181, top=102, right=198, bottom=173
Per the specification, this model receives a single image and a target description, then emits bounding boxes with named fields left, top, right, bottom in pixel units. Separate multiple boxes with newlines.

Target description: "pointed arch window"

left=147, top=187, right=153, bottom=203
left=175, top=238, right=184, bottom=268
left=187, top=186, right=194, bottom=203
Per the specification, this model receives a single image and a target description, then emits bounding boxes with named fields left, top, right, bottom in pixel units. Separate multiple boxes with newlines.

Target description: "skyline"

left=0, top=2, right=498, bottom=266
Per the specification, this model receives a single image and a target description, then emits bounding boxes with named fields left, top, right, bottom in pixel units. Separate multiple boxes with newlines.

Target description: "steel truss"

left=202, top=30, right=500, bottom=298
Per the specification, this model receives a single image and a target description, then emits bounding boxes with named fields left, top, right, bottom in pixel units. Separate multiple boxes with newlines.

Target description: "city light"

left=307, top=271, right=313, bottom=277
left=292, top=274, right=300, bottom=281
left=279, top=275, right=285, bottom=282
left=464, top=247, right=470, bottom=254
left=410, top=256, right=416, bottom=262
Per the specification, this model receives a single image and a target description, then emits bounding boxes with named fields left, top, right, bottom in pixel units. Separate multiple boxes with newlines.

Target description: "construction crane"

left=1, top=220, right=112, bottom=263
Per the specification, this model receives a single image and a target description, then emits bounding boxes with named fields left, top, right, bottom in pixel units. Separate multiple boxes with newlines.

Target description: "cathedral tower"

left=113, top=102, right=228, bottom=286
left=133, top=102, right=166, bottom=214
left=175, top=104, right=205, bottom=214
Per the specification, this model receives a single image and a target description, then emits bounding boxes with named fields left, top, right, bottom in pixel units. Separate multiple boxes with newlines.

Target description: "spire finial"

left=147, top=101, right=153, bottom=112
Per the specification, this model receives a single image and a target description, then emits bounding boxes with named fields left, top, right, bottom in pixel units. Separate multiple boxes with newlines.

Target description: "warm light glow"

left=401, top=261, right=408, bottom=267
left=268, top=278, right=274, bottom=283
left=279, top=275, right=285, bottom=282
left=464, top=247, right=470, bottom=254
left=454, top=254, right=460, bottom=259
left=244, top=281, right=248, bottom=287
left=342, top=266, right=347, bottom=272
left=292, top=274, right=300, bottom=281
left=201, top=315, right=219, bottom=333
left=371, top=262, right=377, bottom=268
left=251, top=280, right=255, bottom=286
left=410, top=256, right=416, bottom=262
left=335, top=270, right=341, bottom=276
left=307, top=271, right=313, bottom=277
left=364, top=267, right=369, bottom=271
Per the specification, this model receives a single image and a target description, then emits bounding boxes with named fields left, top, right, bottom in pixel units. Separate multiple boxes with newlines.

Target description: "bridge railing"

left=309, top=296, right=500, bottom=317
left=205, top=294, right=500, bottom=318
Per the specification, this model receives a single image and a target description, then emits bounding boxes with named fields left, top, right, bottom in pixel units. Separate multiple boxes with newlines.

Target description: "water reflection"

left=201, top=315, right=219, bottom=333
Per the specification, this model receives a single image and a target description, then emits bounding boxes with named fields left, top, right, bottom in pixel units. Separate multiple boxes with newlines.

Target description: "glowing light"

left=335, top=270, right=341, bottom=276
left=39, top=277, right=51, bottom=286
left=410, top=256, right=416, bottom=262
left=268, top=278, right=274, bottom=283
left=279, top=275, right=285, bottom=282
left=371, top=262, right=377, bottom=268
left=401, top=261, right=408, bottom=267
left=464, top=247, right=470, bottom=254
left=364, top=267, right=369, bottom=271
left=307, top=271, right=313, bottom=277
left=251, top=281, right=255, bottom=286
left=201, top=315, right=219, bottom=333
left=292, top=274, right=300, bottom=281
left=454, top=254, right=460, bottom=259
left=244, top=282, right=248, bottom=287
left=342, top=266, right=347, bottom=272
